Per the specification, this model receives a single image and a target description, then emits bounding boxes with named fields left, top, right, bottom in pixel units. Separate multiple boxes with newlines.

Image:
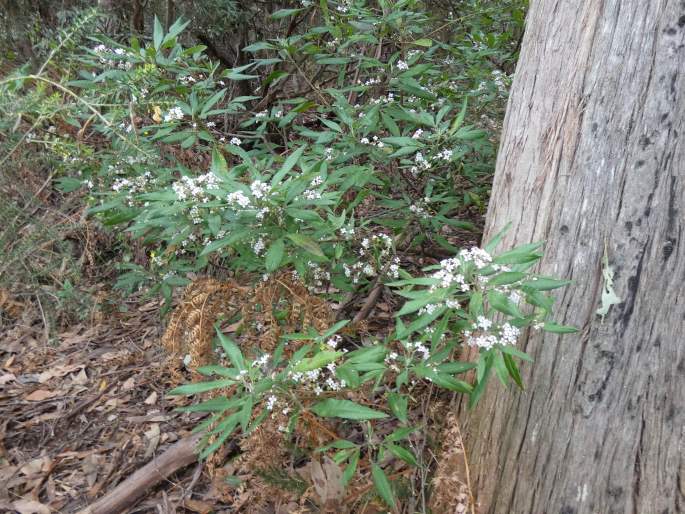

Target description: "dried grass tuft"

left=429, top=411, right=474, bottom=514
left=161, top=277, right=248, bottom=372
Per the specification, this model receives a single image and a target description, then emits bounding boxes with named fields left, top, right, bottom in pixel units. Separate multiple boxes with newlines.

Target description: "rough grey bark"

left=461, top=1, right=685, bottom=513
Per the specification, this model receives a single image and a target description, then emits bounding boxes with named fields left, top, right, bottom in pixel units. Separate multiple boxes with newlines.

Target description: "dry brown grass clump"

left=429, top=412, right=474, bottom=514
left=161, top=277, right=248, bottom=371
left=161, top=273, right=346, bottom=511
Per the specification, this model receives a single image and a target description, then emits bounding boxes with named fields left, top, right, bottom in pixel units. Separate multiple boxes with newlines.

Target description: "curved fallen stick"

left=76, top=432, right=203, bottom=514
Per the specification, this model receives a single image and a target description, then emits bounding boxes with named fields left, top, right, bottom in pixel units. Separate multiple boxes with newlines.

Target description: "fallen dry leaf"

left=24, top=389, right=60, bottom=401
left=122, top=377, right=135, bottom=390
left=12, top=499, right=51, bottom=514
left=71, top=368, right=89, bottom=385
left=144, top=391, right=158, bottom=405
left=37, top=363, right=84, bottom=383
left=144, top=423, right=161, bottom=458
left=0, top=373, right=16, bottom=385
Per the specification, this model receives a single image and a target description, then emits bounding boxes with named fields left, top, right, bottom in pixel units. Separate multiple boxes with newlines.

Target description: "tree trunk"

left=462, top=1, right=685, bottom=513
left=165, top=0, right=175, bottom=31
left=131, top=0, right=144, bottom=34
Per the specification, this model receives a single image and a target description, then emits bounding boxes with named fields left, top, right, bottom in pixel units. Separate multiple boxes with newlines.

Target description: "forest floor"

left=0, top=171, right=485, bottom=514
left=0, top=290, right=232, bottom=513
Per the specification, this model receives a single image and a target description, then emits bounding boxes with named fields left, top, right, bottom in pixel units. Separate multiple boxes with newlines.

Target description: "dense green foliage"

left=1, top=1, right=579, bottom=509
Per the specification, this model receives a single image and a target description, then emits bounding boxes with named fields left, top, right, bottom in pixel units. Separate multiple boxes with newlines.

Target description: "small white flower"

left=163, top=106, right=184, bottom=122
left=229, top=137, right=242, bottom=146
left=396, top=59, right=409, bottom=71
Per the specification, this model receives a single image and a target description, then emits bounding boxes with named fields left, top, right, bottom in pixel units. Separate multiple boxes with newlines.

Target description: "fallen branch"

left=76, top=432, right=203, bottom=514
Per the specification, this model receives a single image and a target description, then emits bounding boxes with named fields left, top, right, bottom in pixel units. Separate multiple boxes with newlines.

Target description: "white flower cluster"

left=252, top=237, right=266, bottom=256
left=288, top=358, right=346, bottom=396
left=436, top=149, right=453, bottom=161
left=464, top=321, right=520, bottom=350
left=230, top=137, right=242, bottom=146
left=253, top=353, right=270, bottom=368
left=358, top=77, right=381, bottom=86
left=384, top=351, right=400, bottom=372
left=430, top=258, right=469, bottom=292
left=179, top=75, right=197, bottom=86
left=226, top=190, right=251, bottom=208
left=93, top=44, right=131, bottom=69
left=458, top=247, right=493, bottom=269
left=307, top=261, right=331, bottom=289
left=491, top=69, right=509, bottom=96
left=409, top=203, right=430, bottom=219
left=265, top=394, right=278, bottom=411
left=344, top=233, right=399, bottom=283
left=369, top=92, right=395, bottom=105
left=164, top=106, right=184, bottom=122
left=360, top=135, right=385, bottom=148
left=172, top=172, right=220, bottom=202
left=111, top=171, right=154, bottom=206
left=326, top=335, right=342, bottom=349
left=396, top=60, right=409, bottom=71
left=405, top=340, right=431, bottom=360
left=250, top=180, right=271, bottom=199
left=300, top=176, right=325, bottom=201
left=411, top=152, right=431, bottom=175
left=339, top=226, right=355, bottom=239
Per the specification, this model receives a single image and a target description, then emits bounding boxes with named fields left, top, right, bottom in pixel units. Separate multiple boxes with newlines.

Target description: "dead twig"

left=76, top=432, right=203, bottom=514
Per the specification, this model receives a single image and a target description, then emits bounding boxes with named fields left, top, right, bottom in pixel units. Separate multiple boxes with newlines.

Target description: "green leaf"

left=200, top=88, right=227, bottom=118
left=371, top=463, right=396, bottom=508
left=543, top=322, right=578, bottom=333
left=55, top=177, right=83, bottom=193
left=243, top=41, right=276, bottom=52
left=216, top=329, right=245, bottom=370
left=503, top=352, right=524, bottom=389
left=293, top=351, right=342, bottom=372
left=487, top=272, right=526, bottom=287
left=493, top=243, right=544, bottom=265
left=310, top=399, right=388, bottom=420
left=522, top=277, right=572, bottom=290
left=199, top=411, right=240, bottom=459
left=500, top=345, right=534, bottom=362
left=239, top=395, right=253, bottom=432
left=342, top=450, right=359, bottom=486
left=386, top=426, right=417, bottom=442
left=265, top=238, right=285, bottom=272
left=387, top=392, right=408, bottom=423
left=484, top=222, right=511, bottom=253
left=287, top=233, right=326, bottom=258
left=271, top=7, right=304, bottom=19
left=272, top=145, right=306, bottom=185
left=322, top=319, right=350, bottom=338
left=386, top=444, right=417, bottom=466
left=168, top=378, right=235, bottom=396
left=163, top=18, right=190, bottom=45
left=153, top=16, right=163, bottom=50
left=487, top=290, right=523, bottom=318
left=413, top=38, right=433, bottom=47
left=469, top=353, right=494, bottom=408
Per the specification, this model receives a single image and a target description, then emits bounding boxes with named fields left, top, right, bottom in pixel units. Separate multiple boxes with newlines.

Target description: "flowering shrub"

left=171, top=234, right=575, bottom=507
left=1, top=1, right=573, bottom=509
